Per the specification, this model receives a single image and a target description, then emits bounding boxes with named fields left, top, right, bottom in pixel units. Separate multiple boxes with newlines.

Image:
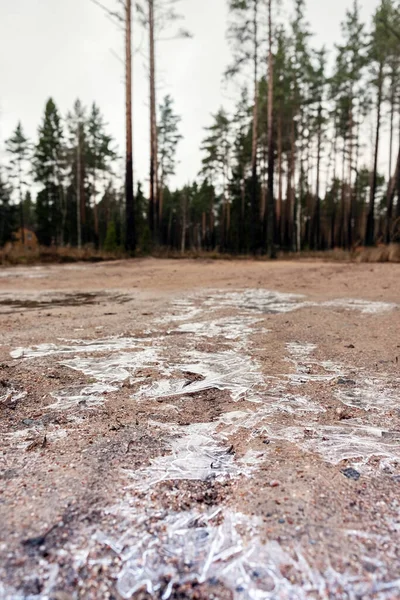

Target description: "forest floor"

left=0, top=258, right=400, bottom=599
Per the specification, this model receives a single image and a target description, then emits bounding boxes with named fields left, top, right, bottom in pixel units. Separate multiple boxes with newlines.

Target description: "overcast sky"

left=0, top=0, right=380, bottom=189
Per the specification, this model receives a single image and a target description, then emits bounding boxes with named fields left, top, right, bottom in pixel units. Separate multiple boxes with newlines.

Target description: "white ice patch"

left=133, top=350, right=264, bottom=402
left=336, top=377, right=400, bottom=411
left=0, top=388, right=27, bottom=404
left=203, top=289, right=307, bottom=314
left=174, top=316, right=263, bottom=341
left=322, top=298, right=397, bottom=314
left=286, top=342, right=343, bottom=384
left=11, top=337, right=141, bottom=359
left=0, top=267, right=47, bottom=279
left=163, top=298, right=203, bottom=322
left=131, top=418, right=264, bottom=487
left=95, top=507, right=400, bottom=600
left=263, top=422, right=400, bottom=473
left=3, top=425, right=67, bottom=450
left=133, top=422, right=238, bottom=485
left=63, top=347, right=161, bottom=385
left=49, top=383, right=117, bottom=410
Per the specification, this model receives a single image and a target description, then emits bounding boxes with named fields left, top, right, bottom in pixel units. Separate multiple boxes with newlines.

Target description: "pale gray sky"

left=0, top=0, right=380, bottom=190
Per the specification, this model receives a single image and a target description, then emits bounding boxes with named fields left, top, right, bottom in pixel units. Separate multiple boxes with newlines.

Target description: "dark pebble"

left=341, top=467, right=361, bottom=481
left=337, top=378, right=356, bottom=386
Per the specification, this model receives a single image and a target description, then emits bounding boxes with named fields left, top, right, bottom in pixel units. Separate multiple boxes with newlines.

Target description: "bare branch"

left=89, top=0, right=124, bottom=23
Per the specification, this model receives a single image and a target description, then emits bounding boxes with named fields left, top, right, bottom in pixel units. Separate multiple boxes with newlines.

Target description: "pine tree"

left=200, top=109, right=232, bottom=250
left=331, top=1, right=367, bottom=248
left=309, top=47, right=327, bottom=249
left=67, top=99, right=88, bottom=248
left=226, top=0, right=264, bottom=253
left=104, top=221, right=119, bottom=252
left=231, top=88, right=252, bottom=252
left=87, top=103, right=118, bottom=245
left=136, top=0, right=191, bottom=243
left=157, top=95, right=182, bottom=222
left=125, top=0, right=136, bottom=253
left=0, top=175, right=16, bottom=246
left=365, top=0, right=393, bottom=245
left=34, top=98, right=66, bottom=245
left=23, top=191, right=35, bottom=229
left=289, top=0, right=313, bottom=252
left=5, top=122, right=31, bottom=243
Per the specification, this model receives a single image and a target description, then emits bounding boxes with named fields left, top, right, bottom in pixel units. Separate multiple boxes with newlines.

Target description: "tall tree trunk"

left=313, top=102, right=322, bottom=250
left=397, top=110, right=400, bottom=219
left=93, top=164, right=99, bottom=245
left=331, top=120, right=338, bottom=249
left=125, top=0, right=135, bottom=253
left=149, top=0, right=159, bottom=242
left=202, top=211, right=206, bottom=249
left=339, top=140, right=346, bottom=248
left=347, top=97, right=353, bottom=248
left=18, top=160, right=25, bottom=245
left=209, top=187, right=215, bottom=250
left=388, top=72, right=395, bottom=182
left=289, top=115, right=296, bottom=250
left=167, top=208, right=173, bottom=248
left=77, top=128, right=82, bottom=250
left=386, top=145, right=400, bottom=242
left=250, top=0, right=259, bottom=254
left=354, top=115, right=361, bottom=243
left=181, top=191, right=186, bottom=254
left=365, top=64, right=383, bottom=246
left=239, top=173, right=245, bottom=252
left=277, top=111, right=283, bottom=246
left=266, top=0, right=276, bottom=258
left=296, top=115, right=303, bottom=253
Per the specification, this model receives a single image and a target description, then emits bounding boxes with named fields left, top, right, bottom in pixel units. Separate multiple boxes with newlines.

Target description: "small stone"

left=269, top=480, right=281, bottom=487
left=341, top=467, right=360, bottom=481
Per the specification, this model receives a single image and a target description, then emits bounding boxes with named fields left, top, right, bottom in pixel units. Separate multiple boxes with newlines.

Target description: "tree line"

left=1, top=0, right=400, bottom=255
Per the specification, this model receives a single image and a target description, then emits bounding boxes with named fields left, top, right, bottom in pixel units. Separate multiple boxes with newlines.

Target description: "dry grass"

left=353, top=244, right=400, bottom=263
left=0, top=245, right=126, bottom=266
left=1, top=244, right=400, bottom=266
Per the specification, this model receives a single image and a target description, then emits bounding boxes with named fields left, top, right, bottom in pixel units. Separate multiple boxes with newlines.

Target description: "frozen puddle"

left=7, top=287, right=400, bottom=598
left=11, top=337, right=142, bottom=359
left=132, top=421, right=262, bottom=487
left=95, top=506, right=400, bottom=600
left=174, top=315, right=263, bottom=341
left=336, top=376, right=400, bottom=411
left=134, top=350, right=264, bottom=402
left=49, top=383, right=117, bottom=410
left=162, top=289, right=397, bottom=322
left=203, top=289, right=307, bottom=314
left=260, top=422, right=400, bottom=473
left=286, top=342, right=344, bottom=384
left=322, top=298, right=397, bottom=314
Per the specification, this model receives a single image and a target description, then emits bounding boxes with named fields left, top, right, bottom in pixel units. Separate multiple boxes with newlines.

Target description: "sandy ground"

left=0, top=258, right=400, bottom=599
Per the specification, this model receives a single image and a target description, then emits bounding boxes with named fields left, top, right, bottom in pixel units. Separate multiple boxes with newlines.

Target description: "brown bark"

left=277, top=110, right=283, bottom=243
left=76, top=128, right=82, bottom=249
left=385, top=146, right=400, bottom=242
left=365, top=64, right=383, bottom=246
left=149, top=0, right=159, bottom=240
left=125, top=0, right=135, bottom=252
left=266, top=0, right=275, bottom=258
left=313, top=102, right=322, bottom=250
left=250, top=0, right=259, bottom=253
left=347, top=98, right=353, bottom=248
